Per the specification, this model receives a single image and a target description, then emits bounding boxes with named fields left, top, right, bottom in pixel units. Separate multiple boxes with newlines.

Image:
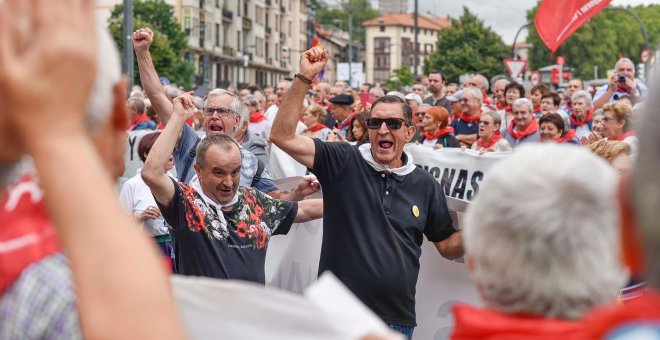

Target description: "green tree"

left=385, top=66, right=414, bottom=91
left=527, top=4, right=660, bottom=80
left=314, top=0, right=379, bottom=46
left=424, top=7, right=509, bottom=83
left=108, top=0, right=194, bottom=88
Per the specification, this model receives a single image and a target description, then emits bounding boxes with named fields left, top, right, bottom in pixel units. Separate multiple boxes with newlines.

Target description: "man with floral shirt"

left=142, top=93, right=323, bottom=283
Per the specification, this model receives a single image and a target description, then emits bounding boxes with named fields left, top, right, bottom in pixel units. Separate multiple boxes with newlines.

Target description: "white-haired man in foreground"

left=0, top=0, right=183, bottom=338
left=452, top=143, right=626, bottom=338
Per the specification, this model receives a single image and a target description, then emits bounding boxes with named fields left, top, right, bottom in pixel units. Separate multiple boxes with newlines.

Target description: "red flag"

left=535, top=0, right=612, bottom=54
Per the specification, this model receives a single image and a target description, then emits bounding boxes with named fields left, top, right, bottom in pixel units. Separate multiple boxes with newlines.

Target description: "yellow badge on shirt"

left=412, top=205, right=420, bottom=218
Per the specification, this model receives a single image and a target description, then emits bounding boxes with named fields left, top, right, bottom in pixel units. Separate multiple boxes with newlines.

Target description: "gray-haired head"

left=206, top=88, right=245, bottom=121
left=464, top=143, right=625, bottom=320
left=513, top=98, right=533, bottom=112
left=571, top=90, right=593, bottom=107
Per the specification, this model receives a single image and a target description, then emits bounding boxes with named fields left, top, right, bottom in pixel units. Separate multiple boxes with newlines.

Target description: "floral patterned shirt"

left=157, top=178, right=297, bottom=283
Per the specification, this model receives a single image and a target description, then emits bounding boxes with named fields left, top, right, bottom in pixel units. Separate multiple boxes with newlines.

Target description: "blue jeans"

left=388, top=324, right=414, bottom=340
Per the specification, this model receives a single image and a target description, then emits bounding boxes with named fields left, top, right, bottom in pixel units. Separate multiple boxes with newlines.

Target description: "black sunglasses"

left=366, top=118, right=407, bottom=130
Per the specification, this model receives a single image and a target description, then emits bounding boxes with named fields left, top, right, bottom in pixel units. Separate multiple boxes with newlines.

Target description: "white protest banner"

left=405, top=144, right=510, bottom=201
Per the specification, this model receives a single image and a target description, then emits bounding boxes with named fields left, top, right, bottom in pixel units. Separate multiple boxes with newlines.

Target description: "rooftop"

left=363, top=13, right=451, bottom=31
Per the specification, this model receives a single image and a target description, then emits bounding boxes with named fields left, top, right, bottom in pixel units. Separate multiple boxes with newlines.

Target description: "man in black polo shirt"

left=270, top=47, right=463, bottom=339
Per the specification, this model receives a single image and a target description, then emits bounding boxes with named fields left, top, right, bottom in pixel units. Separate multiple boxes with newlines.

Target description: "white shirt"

left=119, top=169, right=175, bottom=237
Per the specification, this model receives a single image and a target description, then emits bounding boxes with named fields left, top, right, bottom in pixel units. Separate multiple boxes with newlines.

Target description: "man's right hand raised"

left=133, top=27, right=154, bottom=52
left=299, top=47, right=328, bottom=80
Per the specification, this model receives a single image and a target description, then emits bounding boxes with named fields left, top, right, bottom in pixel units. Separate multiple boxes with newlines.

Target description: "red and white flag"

left=535, top=0, right=612, bottom=54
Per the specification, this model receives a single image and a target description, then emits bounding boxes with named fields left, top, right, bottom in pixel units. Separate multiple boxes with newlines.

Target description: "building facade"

left=96, top=0, right=310, bottom=89
left=378, top=0, right=408, bottom=14
left=363, top=13, right=450, bottom=86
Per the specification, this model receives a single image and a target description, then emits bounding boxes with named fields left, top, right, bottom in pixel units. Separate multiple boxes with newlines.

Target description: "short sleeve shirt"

left=156, top=179, right=297, bottom=283
left=311, top=139, right=454, bottom=326
left=451, top=118, right=480, bottom=136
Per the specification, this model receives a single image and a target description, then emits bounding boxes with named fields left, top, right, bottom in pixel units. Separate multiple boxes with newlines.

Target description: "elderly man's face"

left=204, top=94, right=240, bottom=137
left=493, top=80, right=508, bottom=102
left=461, top=92, right=480, bottom=115
left=195, top=144, right=242, bottom=205
left=512, top=104, right=533, bottom=129
left=616, top=61, right=635, bottom=80
left=329, top=87, right=343, bottom=98
left=276, top=82, right=288, bottom=99
left=368, top=102, right=415, bottom=168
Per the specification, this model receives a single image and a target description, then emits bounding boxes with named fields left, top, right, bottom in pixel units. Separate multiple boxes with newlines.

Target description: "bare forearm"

left=593, top=88, right=614, bottom=109
left=436, top=231, right=464, bottom=260
left=135, top=49, right=173, bottom=125
left=270, top=78, right=308, bottom=144
left=26, top=133, right=183, bottom=339
left=458, top=134, right=477, bottom=145
left=143, top=114, right=186, bottom=181
left=294, top=198, right=324, bottom=222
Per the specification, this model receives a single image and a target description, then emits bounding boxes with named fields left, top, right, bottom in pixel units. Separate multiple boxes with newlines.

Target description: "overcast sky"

left=329, top=0, right=655, bottom=44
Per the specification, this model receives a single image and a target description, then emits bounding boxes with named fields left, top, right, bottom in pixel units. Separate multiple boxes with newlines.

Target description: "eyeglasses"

left=415, top=111, right=426, bottom=116
left=366, top=118, right=407, bottom=130
left=204, top=107, right=234, bottom=117
left=460, top=98, right=470, bottom=103
left=603, top=116, right=614, bottom=123
left=478, top=120, right=491, bottom=125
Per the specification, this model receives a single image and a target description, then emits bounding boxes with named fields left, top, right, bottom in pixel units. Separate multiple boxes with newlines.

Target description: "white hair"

left=86, top=24, right=122, bottom=132
left=571, top=90, right=593, bottom=107
left=512, top=97, right=533, bottom=111
left=464, top=87, right=482, bottom=104
left=474, top=74, right=489, bottom=92
left=205, top=88, right=244, bottom=120
left=464, top=143, right=626, bottom=320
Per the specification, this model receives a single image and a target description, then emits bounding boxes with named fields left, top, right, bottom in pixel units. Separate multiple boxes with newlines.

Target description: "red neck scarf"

left=424, top=127, right=454, bottom=140
left=460, top=111, right=481, bottom=123
left=570, top=107, right=594, bottom=127
left=555, top=129, right=577, bottom=143
left=584, top=291, right=660, bottom=339
left=495, top=101, right=506, bottom=111
left=129, top=112, right=150, bottom=129
left=0, top=175, right=60, bottom=295
left=482, top=94, right=491, bottom=106
left=507, top=118, right=539, bottom=140
left=452, top=304, right=585, bottom=339
left=476, top=131, right=503, bottom=149
left=249, top=112, right=268, bottom=123
left=308, top=123, right=328, bottom=132
left=615, top=130, right=635, bottom=141
left=335, top=113, right=356, bottom=130
left=533, top=104, right=541, bottom=113
left=504, top=106, right=513, bottom=114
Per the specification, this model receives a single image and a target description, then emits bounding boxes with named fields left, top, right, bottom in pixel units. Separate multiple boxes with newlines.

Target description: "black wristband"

left=295, top=73, right=314, bottom=85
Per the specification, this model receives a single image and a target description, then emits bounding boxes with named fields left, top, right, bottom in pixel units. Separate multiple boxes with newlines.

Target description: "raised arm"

left=0, top=1, right=184, bottom=338
left=133, top=27, right=174, bottom=125
left=142, top=93, right=195, bottom=206
left=270, top=47, right=328, bottom=168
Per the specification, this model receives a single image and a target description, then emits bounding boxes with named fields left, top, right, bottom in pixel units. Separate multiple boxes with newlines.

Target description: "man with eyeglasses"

left=422, top=70, right=452, bottom=113
left=270, top=47, right=462, bottom=339
left=502, top=98, right=540, bottom=147
left=133, top=28, right=316, bottom=201
left=450, top=88, right=482, bottom=148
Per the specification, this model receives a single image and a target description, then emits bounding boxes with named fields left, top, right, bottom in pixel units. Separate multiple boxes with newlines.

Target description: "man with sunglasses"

left=134, top=28, right=316, bottom=201
left=271, top=47, right=463, bottom=339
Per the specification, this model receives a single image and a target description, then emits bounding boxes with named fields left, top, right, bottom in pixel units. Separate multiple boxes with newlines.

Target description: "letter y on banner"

left=535, top=0, right=612, bottom=55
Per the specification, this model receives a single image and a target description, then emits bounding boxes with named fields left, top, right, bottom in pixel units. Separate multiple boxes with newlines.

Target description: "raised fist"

left=133, top=27, right=154, bottom=52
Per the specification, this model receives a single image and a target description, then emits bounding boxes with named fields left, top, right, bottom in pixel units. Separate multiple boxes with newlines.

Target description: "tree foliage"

left=108, top=0, right=194, bottom=88
left=385, top=66, right=414, bottom=91
left=527, top=4, right=660, bottom=80
left=424, top=7, right=509, bottom=83
left=313, top=0, right=379, bottom=46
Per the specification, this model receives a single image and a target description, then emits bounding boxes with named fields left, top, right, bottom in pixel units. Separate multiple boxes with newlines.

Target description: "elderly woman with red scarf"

left=498, top=82, right=525, bottom=133
left=301, top=104, right=331, bottom=140
left=418, top=106, right=460, bottom=149
left=452, top=144, right=626, bottom=339
left=602, top=101, right=637, bottom=156
left=569, top=90, right=594, bottom=139
left=471, top=111, right=511, bottom=153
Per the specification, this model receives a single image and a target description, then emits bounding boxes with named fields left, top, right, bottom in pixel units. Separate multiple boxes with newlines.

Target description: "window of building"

left=256, top=6, right=264, bottom=25
left=380, top=25, right=385, bottom=32
left=215, top=23, right=220, bottom=46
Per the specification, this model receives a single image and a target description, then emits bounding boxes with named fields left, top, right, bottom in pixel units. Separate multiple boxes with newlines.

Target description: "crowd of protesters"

left=1, top=1, right=659, bottom=339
